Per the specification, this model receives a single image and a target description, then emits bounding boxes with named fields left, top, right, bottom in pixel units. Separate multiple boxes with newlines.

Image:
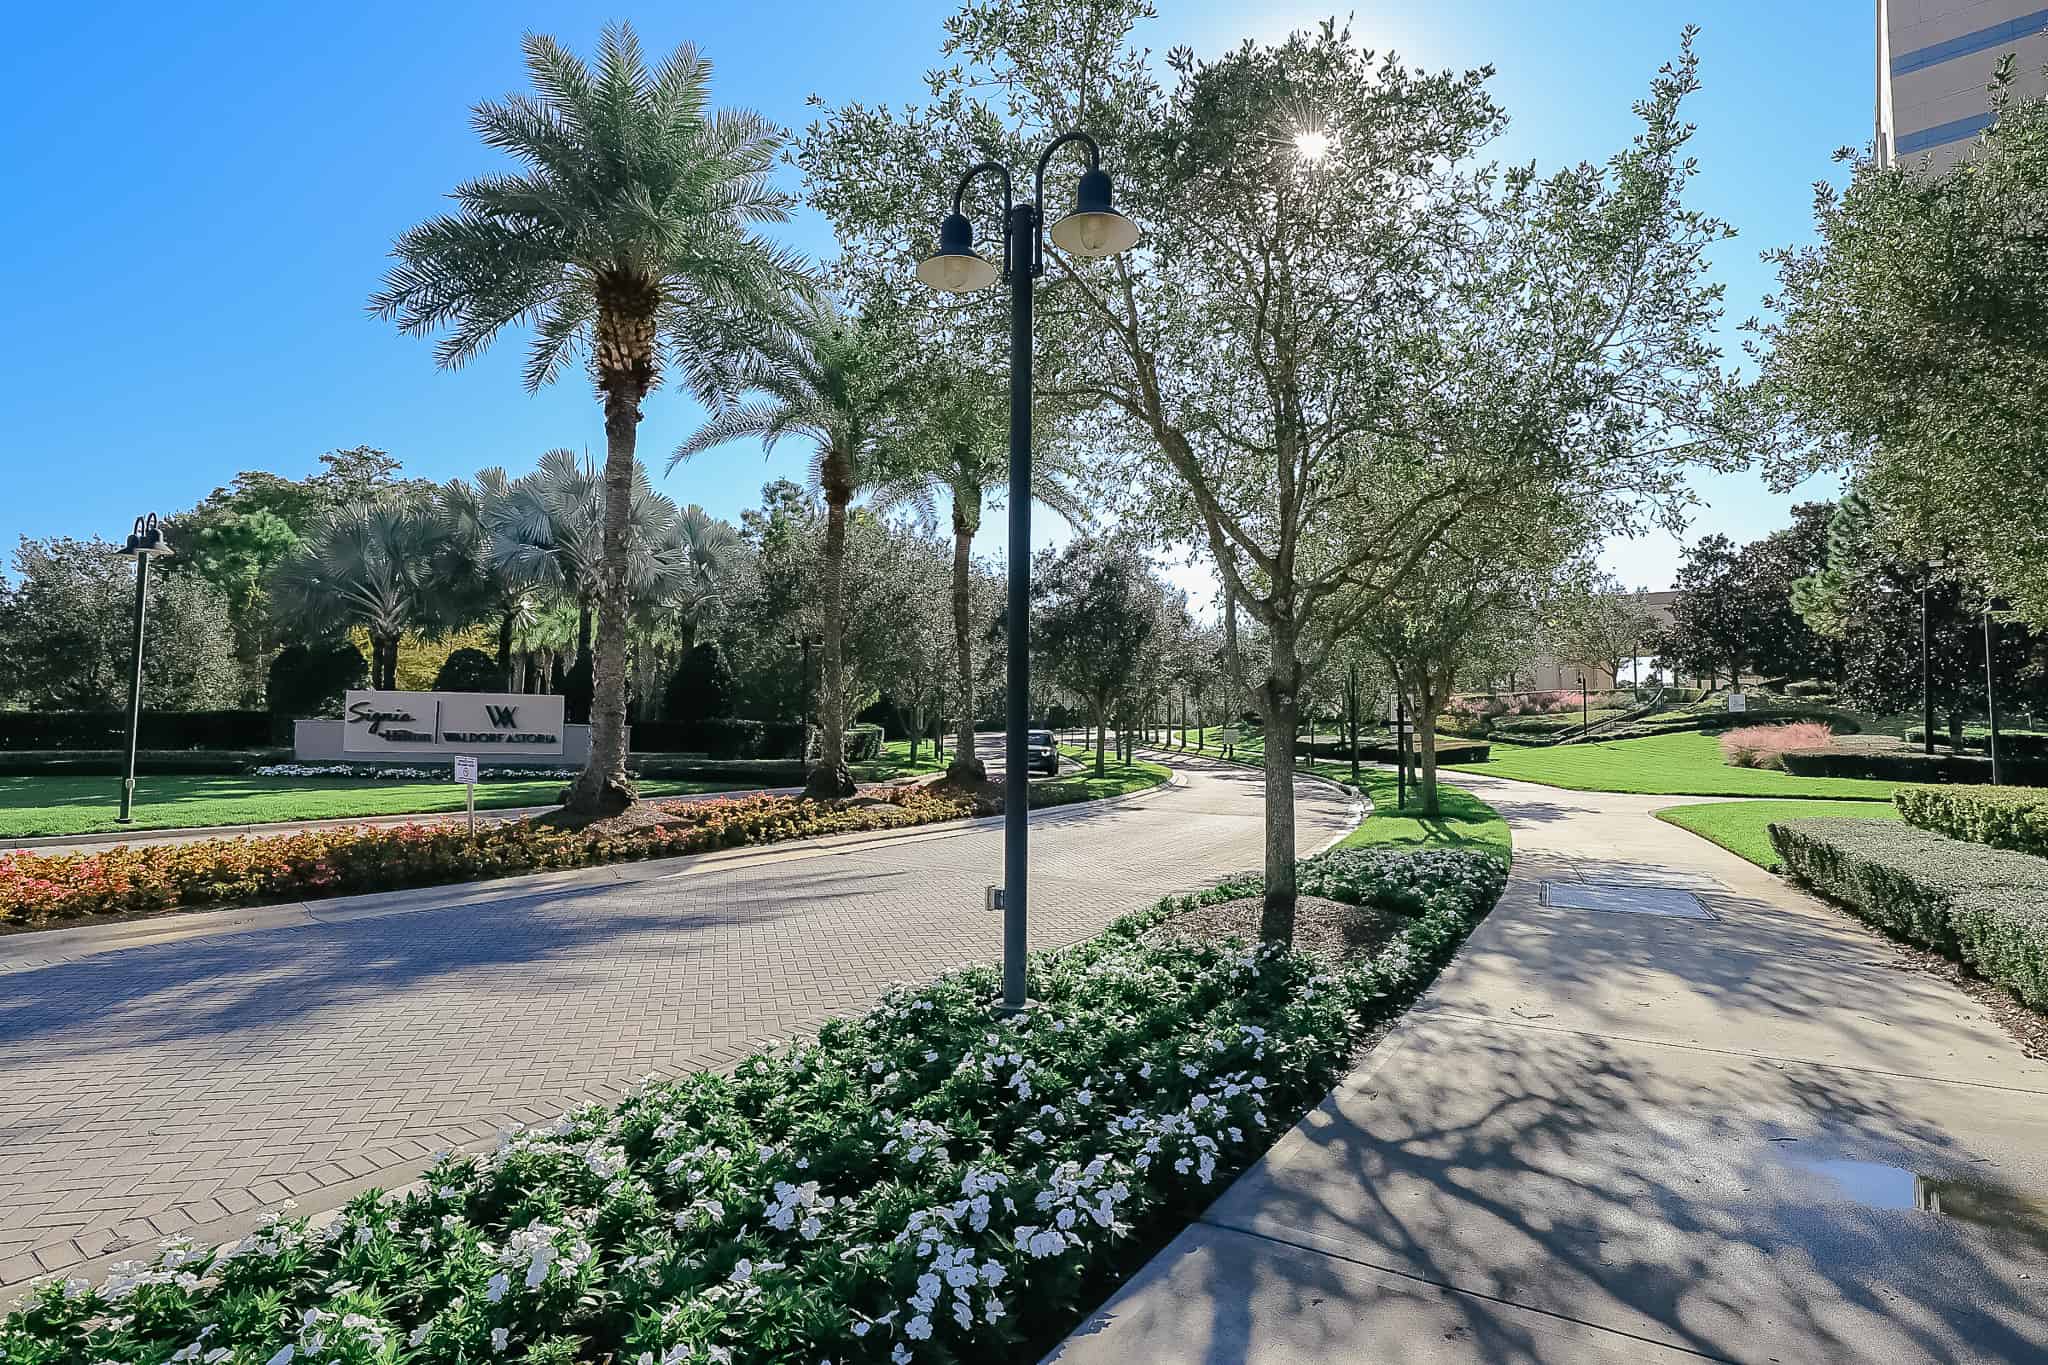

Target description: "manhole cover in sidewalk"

left=1541, top=881, right=1715, bottom=920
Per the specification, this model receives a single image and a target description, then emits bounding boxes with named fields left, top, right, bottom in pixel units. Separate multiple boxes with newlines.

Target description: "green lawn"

left=1656, top=798, right=1900, bottom=870
left=1041, top=749, right=1172, bottom=803
left=1306, top=762, right=1512, bottom=861
left=855, top=739, right=949, bottom=782
left=0, top=773, right=749, bottom=840
left=1445, top=730, right=1900, bottom=800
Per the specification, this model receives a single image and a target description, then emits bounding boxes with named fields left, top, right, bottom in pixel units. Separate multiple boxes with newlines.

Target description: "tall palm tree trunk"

left=946, top=501, right=985, bottom=784
left=567, top=296, right=654, bottom=818
left=497, top=611, right=516, bottom=689
left=806, top=477, right=857, bottom=799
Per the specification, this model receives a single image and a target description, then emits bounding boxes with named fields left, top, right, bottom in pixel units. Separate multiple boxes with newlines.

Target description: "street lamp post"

left=1921, top=582, right=1935, bottom=755
left=919, top=130, right=1138, bottom=1011
left=1985, top=610, right=2003, bottom=786
left=115, top=514, right=172, bottom=824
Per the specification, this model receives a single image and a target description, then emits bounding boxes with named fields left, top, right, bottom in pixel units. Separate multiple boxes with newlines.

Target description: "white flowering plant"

left=2, top=848, right=1504, bottom=1365
left=251, top=765, right=583, bottom=782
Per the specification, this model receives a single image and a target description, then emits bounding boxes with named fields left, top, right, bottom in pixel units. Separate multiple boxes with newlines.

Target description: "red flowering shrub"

left=0, top=788, right=983, bottom=928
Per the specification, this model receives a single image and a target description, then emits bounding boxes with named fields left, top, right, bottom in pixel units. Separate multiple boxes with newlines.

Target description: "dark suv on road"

left=1027, top=729, right=1060, bottom=776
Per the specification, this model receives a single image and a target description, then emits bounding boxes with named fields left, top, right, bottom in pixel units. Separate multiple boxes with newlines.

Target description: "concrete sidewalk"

left=1049, top=775, right=2048, bottom=1364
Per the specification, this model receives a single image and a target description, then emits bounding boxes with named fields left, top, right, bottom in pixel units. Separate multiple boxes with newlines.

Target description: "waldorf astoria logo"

left=342, top=690, right=566, bottom=754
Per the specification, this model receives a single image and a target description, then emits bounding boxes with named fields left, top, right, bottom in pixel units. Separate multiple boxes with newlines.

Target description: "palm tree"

left=270, top=497, right=454, bottom=689
left=436, top=468, right=541, bottom=685
left=370, top=23, right=811, bottom=818
left=882, top=371, right=1094, bottom=784
left=671, top=299, right=905, bottom=798
left=487, top=448, right=695, bottom=719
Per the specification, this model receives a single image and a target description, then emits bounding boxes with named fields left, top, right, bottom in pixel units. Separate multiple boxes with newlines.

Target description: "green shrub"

left=1902, top=725, right=2048, bottom=759
left=432, top=647, right=504, bottom=692
left=0, top=748, right=290, bottom=776
left=0, top=847, right=1507, bottom=1365
left=846, top=722, right=885, bottom=762
left=1894, top=783, right=2048, bottom=857
left=1770, top=818, right=2048, bottom=1009
left=1780, top=749, right=2048, bottom=785
left=267, top=641, right=367, bottom=720
left=0, top=709, right=276, bottom=751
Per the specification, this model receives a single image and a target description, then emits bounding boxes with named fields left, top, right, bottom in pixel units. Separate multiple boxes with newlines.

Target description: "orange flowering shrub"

left=0, top=788, right=981, bottom=928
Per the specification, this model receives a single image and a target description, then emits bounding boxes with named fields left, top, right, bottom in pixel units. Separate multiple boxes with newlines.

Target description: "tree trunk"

left=565, top=372, right=644, bottom=818
left=1418, top=685, right=1443, bottom=817
left=497, top=611, right=515, bottom=688
left=1258, top=620, right=1301, bottom=945
left=1094, top=710, right=1107, bottom=776
left=946, top=508, right=986, bottom=784
left=806, top=475, right=857, bottom=799
left=511, top=652, right=528, bottom=694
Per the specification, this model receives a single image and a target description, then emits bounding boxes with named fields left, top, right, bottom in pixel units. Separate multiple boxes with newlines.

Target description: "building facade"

left=1877, top=1, right=2048, bottom=168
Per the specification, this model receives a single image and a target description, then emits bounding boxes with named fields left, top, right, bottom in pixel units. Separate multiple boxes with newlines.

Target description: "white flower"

left=485, top=1272, right=510, bottom=1303
left=905, top=1314, right=933, bottom=1341
left=265, top=1349, right=294, bottom=1365
left=491, top=1327, right=510, bottom=1353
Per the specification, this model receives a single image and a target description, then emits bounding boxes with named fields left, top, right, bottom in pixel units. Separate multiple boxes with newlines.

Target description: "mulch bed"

left=1148, top=894, right=1408, bottom=965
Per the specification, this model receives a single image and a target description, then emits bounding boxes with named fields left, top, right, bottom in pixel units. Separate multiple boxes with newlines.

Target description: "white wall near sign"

left=342, top=690, right=567, bottom=755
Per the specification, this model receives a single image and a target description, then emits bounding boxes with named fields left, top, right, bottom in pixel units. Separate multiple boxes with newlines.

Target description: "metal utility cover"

left=1542, top=881, right=1714, bottom=920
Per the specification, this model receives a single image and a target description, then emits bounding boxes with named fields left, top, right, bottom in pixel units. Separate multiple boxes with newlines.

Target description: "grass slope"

left=1655, top=798, right=1900, bottom=869
left=1047, top=749, right=1172, bottom=801
left=1446, top=730, right=1899, bottom=799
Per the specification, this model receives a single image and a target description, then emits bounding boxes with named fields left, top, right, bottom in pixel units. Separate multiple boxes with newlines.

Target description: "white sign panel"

left=342, top=690, right=566, bottom=755
left=1726, top=691, right=1747, bottom=714
left=452, top=755, right=479, bottom=784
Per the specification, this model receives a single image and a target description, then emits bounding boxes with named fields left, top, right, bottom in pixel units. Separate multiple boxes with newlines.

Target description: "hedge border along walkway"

left=0, top=845, right=1508, bottom=1365
left=1893, top=782, right=2048, bottom=858
left=0, top=761, right=1173, bottom=933
left=1769, top=817, right=2048, bottom=1011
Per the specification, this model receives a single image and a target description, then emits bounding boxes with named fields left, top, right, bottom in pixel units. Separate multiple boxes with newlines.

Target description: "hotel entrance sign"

left=341, top=690, right=566, bottom=755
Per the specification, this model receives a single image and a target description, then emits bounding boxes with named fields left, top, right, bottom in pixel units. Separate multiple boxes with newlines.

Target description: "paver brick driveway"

left=0, top=755, right=1353, bottom=1287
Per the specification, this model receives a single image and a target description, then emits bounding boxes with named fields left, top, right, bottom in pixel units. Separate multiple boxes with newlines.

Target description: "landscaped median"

left=0, top=761, right=1170, bottom=931
left=1771, top=785, right=2048, bottom=1011
left=0, top=845, right=1507, bottom=1365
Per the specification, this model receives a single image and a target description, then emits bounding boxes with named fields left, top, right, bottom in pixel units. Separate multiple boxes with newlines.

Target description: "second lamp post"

left=917, top=130, right=1138, bottom=1010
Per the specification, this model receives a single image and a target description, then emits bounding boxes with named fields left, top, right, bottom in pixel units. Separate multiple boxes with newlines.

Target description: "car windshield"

left=1028, top=731, right=1054, bottom=746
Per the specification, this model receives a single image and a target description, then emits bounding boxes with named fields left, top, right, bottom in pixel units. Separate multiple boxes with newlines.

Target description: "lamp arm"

left=1031, top=130, right=1102, bottom=278
left=951, top=161, right=1016, bottom=281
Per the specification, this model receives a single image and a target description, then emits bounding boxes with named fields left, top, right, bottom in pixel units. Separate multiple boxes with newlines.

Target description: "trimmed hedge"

left=1770, top=818, right=2048, bottom=1009
left=1590, top=706, right=1860, bottom=745
left=0, top=710, right=275, bottom=751
left=628, top=717, right=807, bottom=759
left=0, top=748, right=291, bottom=776
left=1894, top=783, right=2048, bottom=858
left=1780, top=748, right=2048, bottom=786
left=1903, top=725, right=2048, bottom=759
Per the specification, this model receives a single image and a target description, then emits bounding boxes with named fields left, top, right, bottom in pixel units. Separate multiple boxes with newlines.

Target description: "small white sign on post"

left=452, top=755, right=479, bottom=833
left=1727, top=691, right=1748, bottom=714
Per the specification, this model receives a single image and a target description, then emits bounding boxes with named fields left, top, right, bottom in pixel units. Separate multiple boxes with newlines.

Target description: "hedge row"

left=1893, top=784, right=2048, bottom=859
left=626, top=717, right=807, bottom=760
left=1780, top=748, right=2048, bottom=786
left=1587, top=706, right=1859, bottom=745
left=0, top=847, right=1506, bottom=1365
left=0, top=749, right=293, bottom=777
left=1770, top=818, right=2048, bottom=1009
left=1903, top=725, right=2048, bottom=759
left=1296, top=737, right=1491, bottom=764
left=0, top=710, right=276, bottom=751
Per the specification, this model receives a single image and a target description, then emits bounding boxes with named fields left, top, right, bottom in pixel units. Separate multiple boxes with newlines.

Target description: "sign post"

left=453, top=755, right=479, bottom=834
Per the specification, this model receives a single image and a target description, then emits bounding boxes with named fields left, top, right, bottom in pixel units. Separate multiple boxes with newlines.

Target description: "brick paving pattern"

left=0, top=757, right=1352, bottom=1286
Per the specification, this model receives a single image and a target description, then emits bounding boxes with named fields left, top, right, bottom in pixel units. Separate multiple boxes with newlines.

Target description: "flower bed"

left=0, top=847, right=1505, bottom=1365
left=0, top=790, right=980, bottom=928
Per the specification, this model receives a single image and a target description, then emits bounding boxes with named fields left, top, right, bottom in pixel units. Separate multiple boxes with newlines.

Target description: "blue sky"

left=0, top=1, right=1863, bottom=591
